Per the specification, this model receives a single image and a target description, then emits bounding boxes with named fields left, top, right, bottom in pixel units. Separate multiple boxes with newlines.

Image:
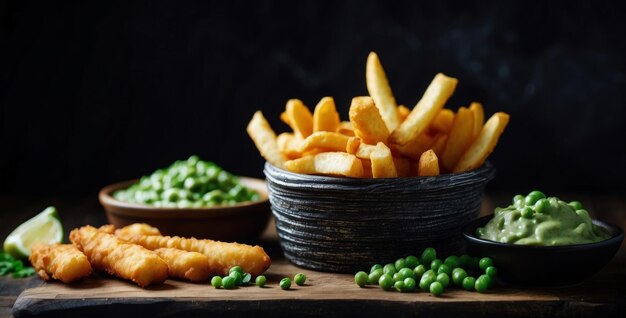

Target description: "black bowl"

left=264, top=161, right=495, bottom=273
left=463, top=214, right=624, bottom=287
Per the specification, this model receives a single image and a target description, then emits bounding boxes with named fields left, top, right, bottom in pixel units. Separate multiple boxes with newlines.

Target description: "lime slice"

left=3, top=207, right=63, bottom=259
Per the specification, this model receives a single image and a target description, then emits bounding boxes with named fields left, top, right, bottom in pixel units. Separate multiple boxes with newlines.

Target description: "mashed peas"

left=477, top=191, right=611, bottom=246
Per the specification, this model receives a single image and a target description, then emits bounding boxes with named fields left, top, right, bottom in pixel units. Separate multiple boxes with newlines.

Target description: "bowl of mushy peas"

left=463, top=190, right=623, bottom=287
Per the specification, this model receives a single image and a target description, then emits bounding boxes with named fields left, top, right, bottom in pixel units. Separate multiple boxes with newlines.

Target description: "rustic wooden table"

left=1, top=194, right=625, bottom=318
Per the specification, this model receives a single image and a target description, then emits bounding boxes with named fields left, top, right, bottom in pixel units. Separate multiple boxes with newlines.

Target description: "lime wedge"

left=3, top=207, right=63, bottom=259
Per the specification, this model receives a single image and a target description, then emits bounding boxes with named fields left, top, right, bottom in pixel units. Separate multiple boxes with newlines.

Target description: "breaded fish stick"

left=116, top=232, right=271, bottom=276
left=112, top=224, right=210, bottom=282
left=29, top=243, right=93, bottom=283
left=153, top=248, right=210, bottom=282
left=70, top=225, right=168, bottom=287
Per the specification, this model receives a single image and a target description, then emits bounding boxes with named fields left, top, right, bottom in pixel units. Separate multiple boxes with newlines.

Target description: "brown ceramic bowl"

left=99, top=177, right=271, bottom=242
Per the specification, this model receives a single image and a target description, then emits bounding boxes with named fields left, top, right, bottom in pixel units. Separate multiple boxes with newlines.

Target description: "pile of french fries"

left=247, top=52, right=510, bottom=178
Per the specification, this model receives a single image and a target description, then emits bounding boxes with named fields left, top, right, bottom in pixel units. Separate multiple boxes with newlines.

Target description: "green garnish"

left=0, top=251, right=36, bottom=278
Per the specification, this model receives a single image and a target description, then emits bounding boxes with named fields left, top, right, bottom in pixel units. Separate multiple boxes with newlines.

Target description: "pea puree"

left=477, top=191, right=611, bottom=246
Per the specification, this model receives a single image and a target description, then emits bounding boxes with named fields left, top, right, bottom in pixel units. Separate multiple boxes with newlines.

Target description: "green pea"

left=355, top=271, right=368, bottom=287
left=403, top=277, right=416, bottom=292
left=183, top=177, right=198, bottom=190
left=405, top=255, right=419, bottom=269
left=443, top=256, right=460, bottom=269
left=462, top=276, right=476, bottom=291
left=294, top=273, right=306, bottom=286
left=379, top=274, right=393, bottom=290
left=534, top=198, right=550, bottom=214
left=255, top=275, right=266, bottom=287
left=383, top=263, right=397, bottom=275
left=395, top=258, right=407, bottom=270
left=421, top=247, right=437, bottom=264
left=413, top=264, right=426, bottom=278
left=394, top=280, right=405, bottom=292
left=392, top=272, right=402, bottom=283
left=452, top=268, right=468, bottom=285
left=479, top=257, right=493, bottom=271
left=280, top=277, right=291, bottom=290
left=436, top=273, right=450, bottom=288
left=211, top=276, right=222, bottom=288
left=475, top=275, right=491, bottom=292
left=222, top=276, right=236, bottom=289
left=398, top=268, right=415, bottom=280
left=419, top=273, right=436, bottom=290
left=229, top=271, right=243, bottom=285
left=569, top=201, right=583, bottom=210
left=429, top=281, right=444, bottom=296
left=513, top=194, right=524, bottom=204
left=485, top=266, right=497, bottom=278
left=370, top=264, right=383, bottom=273
left=525, top=190, right=545, bottom=206
left=437, top=264, right=451, bottom=276
left=521, top=206, right=534, bottom=218
left=368, top=269, right=383, bottom=284
left=430, top=259, right=443, bottom=272
left=162, top=188, right=180, bottom=202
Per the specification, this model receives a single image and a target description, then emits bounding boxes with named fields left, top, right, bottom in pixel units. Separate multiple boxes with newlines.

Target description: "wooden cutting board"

left=12, top=259, right=626, bottom=318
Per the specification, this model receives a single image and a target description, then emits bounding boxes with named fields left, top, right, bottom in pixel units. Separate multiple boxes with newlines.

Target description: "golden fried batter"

left=116, top=231, right=271, bottom=276
left=70, top=225, right=168, bottom=287
left=114, top=223, right=161, bottom=237
left=29, top=243, right=93, bottom=283
left=153, top=248, right=210, bottom=282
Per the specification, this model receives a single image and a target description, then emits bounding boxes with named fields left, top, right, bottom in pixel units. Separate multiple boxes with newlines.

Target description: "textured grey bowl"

left=264, top=161, right=495, bottom=273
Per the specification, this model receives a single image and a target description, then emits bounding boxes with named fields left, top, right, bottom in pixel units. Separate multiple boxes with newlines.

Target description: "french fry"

left=285, top=99, right=314, bottom=139
left=366, top=52, right=400, bottom=131
left=388, top=73, right=458, bottom=145
left=247, top=111, right=287, bottom=168
left=280, top=111, right=290, bottom=126
left=441, top=107, right=475, bottom=171
left=453, top=112, right=510, bottom=173
left=430, top=134, right=449, bottom=158
left=300, top=131, right=350, bottom=153
left=313, top=97, right=341, bottom=132
left=389, top=133, right=435, bottom=160
left=354, top=143, right=378, bottom=159
left=277, top=133, right=303, bottom=159
left=418, top=149, right=440, bottom=176
left=430, top=109, right=455, bottom=134
left=284, top=152, right=364, bottom=178
left=336, top=121, right=355, bottom=137
left=469, top=102, right=485, bottom=139
left=392, top=156, right=412, bottom=177
left=349, top=96, right=390, bottom=144
left=370, top=142, right=398, bottom=178
left=346, top=137, right=361, bottom=154
left=359, top=158, right=373, bottom=178
left=397, top=105, right=410, bottom=123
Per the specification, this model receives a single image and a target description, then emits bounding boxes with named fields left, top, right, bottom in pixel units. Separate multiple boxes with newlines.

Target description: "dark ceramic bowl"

left=264, top=161, right=495, bottom=273
left=463, top=214, right=624, bottom=287
left=99, top=177, right=271, bottom=242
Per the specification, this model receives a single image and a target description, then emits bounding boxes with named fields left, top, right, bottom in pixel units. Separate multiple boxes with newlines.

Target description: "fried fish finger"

left=153, top=248, right=210, bottom=282
left=29, top=243, right=93, bottom=283
left=114, top=223, right=161, bottom=236
left=116, top=232, right=271, bottom=276
left=70, top=225, right=168, bottom=287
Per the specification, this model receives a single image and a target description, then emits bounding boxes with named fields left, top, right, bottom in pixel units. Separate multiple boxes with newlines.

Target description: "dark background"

left=2, top=0, right=625, bottom=197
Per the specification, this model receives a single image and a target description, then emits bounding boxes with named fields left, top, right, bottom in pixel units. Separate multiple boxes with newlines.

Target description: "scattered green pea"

left=395, top=258, right=407, bottom=270
left=405, top=255, right=419, bottom=269
left=355, top=271, right=368, bottom=287
left=437, top=264, right=451, bottom=276
left=221, top=276, right=236, bottom=289
left=419, top=273, right=436, bottom=290
left=475, top=275, right=491, bottom=292
left=294, top=273, right=306, bottom=286
left=229, top=266, right=243, bottom=274
left=229, top=271, right=243, bottom=285
left=413, top=264, right=426, bottom=278
left=280, top=277, right=291, bottom=290
left=444, top=256, right=460, bottom=269
left=534, top=198, right=550, bottom=214
left=255, top=275, right=266, bottom=287
left=394, top=280, right=405, bottom=292
left=479, top=257, right=493, bottom=271
left=403, top=277, right=416, bottom=292
left=430, top=259, right=443, bottom=272
left=383, top=263, right=397, bottom=275
left=452, top=268, right=468, bottom=285
left=485, top=266, right=497, bottom=278
left=241, top=273, right=252, bottom=285
left=429, top=281, right=444, bottom=296
left=436, top=273, right=450, bottom=288
left=398, top=268, right=414, bottom=280
left=370, top=264, right=383, bottom=273
left=368, top=269, right=383, bottom=284
left=462, top=276, right=476, bottom=291
left=521, top=206, right=534, bottom=218
left=211, top=276, right=222, bottom=288
left=379, top=274, right=394, bottom=290
left=421, top=247, right=437, bottom=264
